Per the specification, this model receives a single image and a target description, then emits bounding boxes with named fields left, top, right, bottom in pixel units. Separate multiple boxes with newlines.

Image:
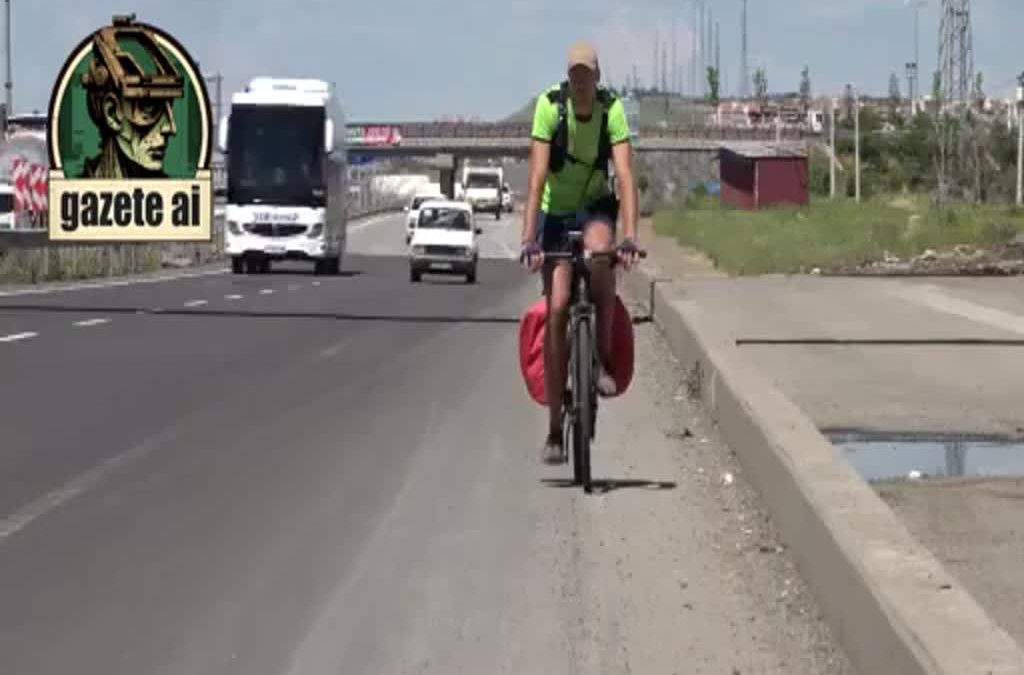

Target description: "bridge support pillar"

left=436, top=153, right=458, bottom=199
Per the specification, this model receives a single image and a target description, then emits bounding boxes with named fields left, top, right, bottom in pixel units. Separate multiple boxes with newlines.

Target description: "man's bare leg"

left=542, top=260, right=573, bottom=463
left=583, top=220, right=618, bottom=395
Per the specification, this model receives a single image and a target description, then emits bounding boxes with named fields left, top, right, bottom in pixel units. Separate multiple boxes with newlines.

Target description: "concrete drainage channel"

left=621, top=269, right=1024, bottom=675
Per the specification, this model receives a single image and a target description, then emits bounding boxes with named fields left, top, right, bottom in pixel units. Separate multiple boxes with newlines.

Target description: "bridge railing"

left=354, top=121, right=818, bottom=141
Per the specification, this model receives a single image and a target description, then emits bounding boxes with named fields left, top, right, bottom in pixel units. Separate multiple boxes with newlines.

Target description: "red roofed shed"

left=719, top=144, right=809, bottom=210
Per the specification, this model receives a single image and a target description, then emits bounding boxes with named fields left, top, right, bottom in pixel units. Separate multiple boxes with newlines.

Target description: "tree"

left=753, top=67, right=768, bottom=106
left=888, top=72, right=901, bottom=117
left=706, top=66, right=721, bottom=107
left=973, top=71, right=985, bottom=110
left=799, top=66, right=811, bottom=114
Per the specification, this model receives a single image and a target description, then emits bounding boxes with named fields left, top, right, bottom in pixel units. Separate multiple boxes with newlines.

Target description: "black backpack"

left=545, top=80, right=617, bottom=177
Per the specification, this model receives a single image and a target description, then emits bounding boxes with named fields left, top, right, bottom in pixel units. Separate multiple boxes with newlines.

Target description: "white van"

left=461, top=166, right=503, bottom=220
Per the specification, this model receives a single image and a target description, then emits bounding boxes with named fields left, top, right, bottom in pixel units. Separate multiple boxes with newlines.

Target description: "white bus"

left=218, top=77, right=348, bottom=275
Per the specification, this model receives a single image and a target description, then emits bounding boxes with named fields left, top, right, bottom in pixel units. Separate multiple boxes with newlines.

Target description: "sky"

left=9, top=0, right=1023, bottom=122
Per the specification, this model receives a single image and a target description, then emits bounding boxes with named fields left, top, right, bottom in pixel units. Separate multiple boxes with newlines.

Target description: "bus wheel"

left=231, top=256, right=244, bottom=274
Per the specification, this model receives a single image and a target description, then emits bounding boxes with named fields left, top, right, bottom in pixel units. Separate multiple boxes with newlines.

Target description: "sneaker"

left=596, top=363, right=618, bottom=397
left=542, top=431, right=567, bottom=465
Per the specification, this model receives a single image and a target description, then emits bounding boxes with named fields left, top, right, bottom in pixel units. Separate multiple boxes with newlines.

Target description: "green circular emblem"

left=47, top=15, right=212, bottom=180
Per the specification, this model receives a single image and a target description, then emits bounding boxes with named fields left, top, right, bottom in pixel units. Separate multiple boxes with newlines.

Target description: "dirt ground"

left=637, top=217, right=724, bottom=280
left=643, top=222, right=1024, bottom=652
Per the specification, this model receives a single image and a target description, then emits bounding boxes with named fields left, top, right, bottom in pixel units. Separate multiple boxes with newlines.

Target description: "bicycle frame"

left=541, top=230, right=646, bottom=492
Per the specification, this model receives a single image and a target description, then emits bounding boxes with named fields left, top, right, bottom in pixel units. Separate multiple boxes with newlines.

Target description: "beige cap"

left=567, top=40, right=599, bottom=72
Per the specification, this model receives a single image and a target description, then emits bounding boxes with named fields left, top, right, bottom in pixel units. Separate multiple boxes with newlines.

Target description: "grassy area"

left=654, top=193, right=1024, bottom=275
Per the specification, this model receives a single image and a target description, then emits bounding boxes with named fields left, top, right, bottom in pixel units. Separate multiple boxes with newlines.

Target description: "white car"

left=408, top=200, right=481, bottom=284
left=403, top=192, right=444, bottom=244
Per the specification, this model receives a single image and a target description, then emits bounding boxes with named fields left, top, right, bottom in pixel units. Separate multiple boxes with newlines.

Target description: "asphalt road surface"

left=0, top=212, right=855, bottom=674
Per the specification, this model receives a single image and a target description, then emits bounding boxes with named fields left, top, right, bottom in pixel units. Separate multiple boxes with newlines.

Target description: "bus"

left=218, top=77, right=348, bottom=275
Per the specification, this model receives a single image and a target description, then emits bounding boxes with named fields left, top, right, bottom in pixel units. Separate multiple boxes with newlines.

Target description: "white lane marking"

left=312, top=281, right=321, bottom=287
left=259, top=288, right=274, bottom=295
left=889, top=283, right=1024, bottom=336
left=0, top=331, right=37, bottom=343
left=225, top=294, right=243, bottom=301
left=348, top=213, right=398, bottom=232
left=0, top=267, right=228, bottom=298
left=287, top=284, right=301, bottom=291
left=184, top=299, right=208, bottom=307
left=312, top=335, right=356, bottom=362
left=73, top=318, right=110, bottom=327
left=0, top=437, right=156, bottom=542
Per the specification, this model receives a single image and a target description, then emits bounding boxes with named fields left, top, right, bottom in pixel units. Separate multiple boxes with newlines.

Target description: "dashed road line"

left=348, top=213, right=396, bottom=232
left=287, top=284, right=301, bottom=291
left=73, top=318, right=110, bottom=327
left=0, top=331, right=37, bottom=343
left=312, top=281, right=321, bottom=287
left=225, top=294, right=243, bottom=301
left=184, top=299, right=208, bottom=307
left=259, top=289, right=274, bottom=295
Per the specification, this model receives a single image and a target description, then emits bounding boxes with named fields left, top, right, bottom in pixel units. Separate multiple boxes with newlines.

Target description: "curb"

left=621, top=267, right=1024, bottom=675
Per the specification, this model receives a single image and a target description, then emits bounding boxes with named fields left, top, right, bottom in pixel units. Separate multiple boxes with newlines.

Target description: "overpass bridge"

left=344, top=122, right=816, bottom=157
left=345, top=122, right=817, bottom=196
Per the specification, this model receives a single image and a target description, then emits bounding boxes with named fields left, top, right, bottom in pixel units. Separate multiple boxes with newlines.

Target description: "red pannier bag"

left=518, top=294, right=635, bottom=406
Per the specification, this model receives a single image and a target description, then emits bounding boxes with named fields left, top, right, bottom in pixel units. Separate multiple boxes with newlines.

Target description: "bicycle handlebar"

left=541, top=248, right=648, bottom=262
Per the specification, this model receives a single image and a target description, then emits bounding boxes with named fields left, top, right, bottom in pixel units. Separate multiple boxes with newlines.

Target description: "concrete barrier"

left=621, top=268, right=1024, bottom=675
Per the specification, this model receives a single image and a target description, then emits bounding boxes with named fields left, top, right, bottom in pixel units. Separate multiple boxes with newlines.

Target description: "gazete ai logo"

left=47, top=13, right=213, bottom=242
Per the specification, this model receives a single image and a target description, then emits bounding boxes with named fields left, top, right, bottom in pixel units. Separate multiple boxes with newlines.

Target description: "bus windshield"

left=227, top=104, right=325, bottom=207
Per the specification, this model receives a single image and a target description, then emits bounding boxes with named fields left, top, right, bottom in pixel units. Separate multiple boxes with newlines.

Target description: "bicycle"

left=543, top=231, right=646, bottom=493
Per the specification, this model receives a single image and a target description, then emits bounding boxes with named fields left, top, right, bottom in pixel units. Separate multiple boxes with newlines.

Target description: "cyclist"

left=519, top=40, right=640, bottom=465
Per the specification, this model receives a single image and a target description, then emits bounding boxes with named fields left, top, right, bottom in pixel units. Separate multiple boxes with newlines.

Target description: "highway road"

left=0, top=212, right=854, bottom=674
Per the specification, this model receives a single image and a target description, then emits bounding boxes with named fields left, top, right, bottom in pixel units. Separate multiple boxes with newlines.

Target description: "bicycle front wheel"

left=572, top=315, right=594, bottom=493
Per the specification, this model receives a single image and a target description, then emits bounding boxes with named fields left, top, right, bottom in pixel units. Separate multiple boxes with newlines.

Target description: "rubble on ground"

left=820, top=239, right=1024, bottom=276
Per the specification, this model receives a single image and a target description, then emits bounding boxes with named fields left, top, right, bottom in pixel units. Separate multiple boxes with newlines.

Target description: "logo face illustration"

left=47, top=14, right=213, bottom=241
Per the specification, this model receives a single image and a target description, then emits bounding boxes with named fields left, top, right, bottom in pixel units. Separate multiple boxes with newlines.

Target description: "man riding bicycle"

left=520, top=40, right=640, bottom=465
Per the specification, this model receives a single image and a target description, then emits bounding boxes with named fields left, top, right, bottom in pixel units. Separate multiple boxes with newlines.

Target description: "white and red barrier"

left=9, top=155, right=47, bottom=228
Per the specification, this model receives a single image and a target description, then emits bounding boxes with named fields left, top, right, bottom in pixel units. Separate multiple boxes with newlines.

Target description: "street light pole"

left=830, top=97, right=836, bottom=198
left=4, top=0, right=12, bottom=115
left=854, top=85, right=861, bottom=202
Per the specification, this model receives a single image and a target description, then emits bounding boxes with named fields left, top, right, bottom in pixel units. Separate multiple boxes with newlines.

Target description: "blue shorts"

left=535, top=208, right=616, bottom=253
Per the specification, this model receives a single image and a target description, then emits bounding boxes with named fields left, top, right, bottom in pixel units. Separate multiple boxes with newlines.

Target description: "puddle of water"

left=825, top=432, right=1024, bottom=481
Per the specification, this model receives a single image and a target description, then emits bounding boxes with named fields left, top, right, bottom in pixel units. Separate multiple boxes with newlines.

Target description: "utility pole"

left=698, top=1, right=705, bottom=97
left=653, top=29, right=659, bottom=93
left=1017, top=72, right=1023, bottom=206
left=854, top=85, right=861, bottom=202
left=4, top=0, right=11, bottom=115
left=205, top=72, right=223, bottom=135
left=830, top=97, right=836, bottom=198
left=740, top=0, right=750, bottom=98
left=691, top=0, right=698, bottom=98
left=715, top=20, right=720, bottom=83
left=670, top=17, right=676, bottom=94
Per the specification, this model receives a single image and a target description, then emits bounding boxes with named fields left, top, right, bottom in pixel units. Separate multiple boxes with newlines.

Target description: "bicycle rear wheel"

left=572, top=315, right=594, bottom=493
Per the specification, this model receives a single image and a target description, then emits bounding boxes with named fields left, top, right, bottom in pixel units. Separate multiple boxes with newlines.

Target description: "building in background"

left=719, top=144, right=809, bottom=210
